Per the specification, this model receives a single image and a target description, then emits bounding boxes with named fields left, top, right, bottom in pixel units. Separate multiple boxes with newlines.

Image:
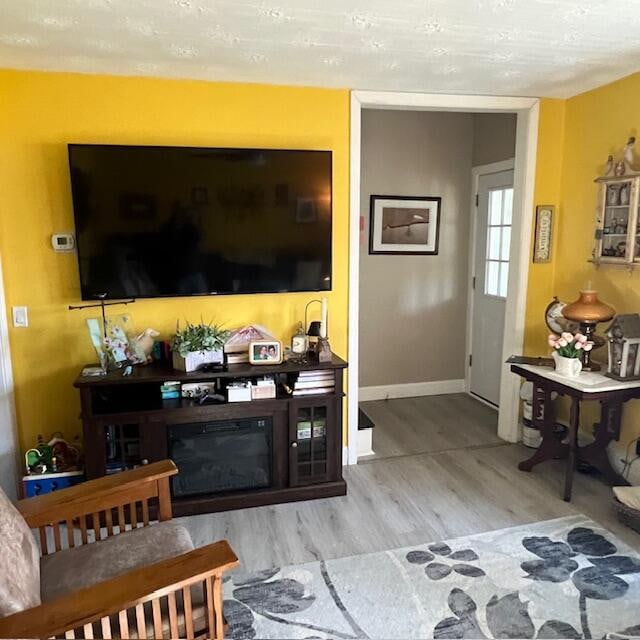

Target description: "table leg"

left=578, top=401, right=630, bottom=487
left=564, top=397, right=580, bottom=502
left=519, top=385, right=568, bottom=472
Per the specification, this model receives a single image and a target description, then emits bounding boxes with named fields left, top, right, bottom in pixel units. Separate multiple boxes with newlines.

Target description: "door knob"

left=291, top=442, right=298, bottom=448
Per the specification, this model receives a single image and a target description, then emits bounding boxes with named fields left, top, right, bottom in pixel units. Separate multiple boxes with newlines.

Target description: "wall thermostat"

left=51, top=233, right=75, bottom=252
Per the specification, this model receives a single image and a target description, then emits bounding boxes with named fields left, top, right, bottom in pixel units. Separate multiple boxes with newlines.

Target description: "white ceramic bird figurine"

left=624, top=136, right=636, bottom=171
left=604, top=154, right=614, bottom=177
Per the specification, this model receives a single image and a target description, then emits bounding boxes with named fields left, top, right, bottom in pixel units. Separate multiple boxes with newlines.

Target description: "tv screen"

left=68, top=144, right=332, bottom=300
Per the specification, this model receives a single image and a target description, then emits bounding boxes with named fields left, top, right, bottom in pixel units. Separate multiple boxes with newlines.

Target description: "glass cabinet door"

left=290, top=403, right=330, bottom=486
left=595, top=178, right=636, bottom=262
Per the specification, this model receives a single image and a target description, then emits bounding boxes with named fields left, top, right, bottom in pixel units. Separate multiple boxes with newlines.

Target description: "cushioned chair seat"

left=41, top=521, right=194, bottom=602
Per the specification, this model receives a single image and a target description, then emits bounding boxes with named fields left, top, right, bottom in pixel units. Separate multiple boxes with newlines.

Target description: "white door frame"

left=0, top=253, right=20, bottom=499
left=464, top=158, right=515, bottom=406
left=348, top=91, right=539, bottom=464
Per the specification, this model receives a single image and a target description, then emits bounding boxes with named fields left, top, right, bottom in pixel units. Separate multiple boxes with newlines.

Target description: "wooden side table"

left=511, top=363, right=638, bottom=501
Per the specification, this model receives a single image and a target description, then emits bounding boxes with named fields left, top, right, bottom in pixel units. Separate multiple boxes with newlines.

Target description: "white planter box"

left=172, top=349, right=223, bottom=372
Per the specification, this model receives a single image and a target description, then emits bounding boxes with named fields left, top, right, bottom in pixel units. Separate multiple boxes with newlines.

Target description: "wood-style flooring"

left=360, top=394, right=501, bottom=460
left=177, top=395, right=640, bottom=573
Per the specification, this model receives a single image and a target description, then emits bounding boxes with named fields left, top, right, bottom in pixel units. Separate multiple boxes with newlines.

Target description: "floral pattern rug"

left=222, top=515, right=640, bottom=639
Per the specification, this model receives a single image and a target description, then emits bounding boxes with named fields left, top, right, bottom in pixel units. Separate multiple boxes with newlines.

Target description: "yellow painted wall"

left=524, top=73, right=640, bottom=447
left=6, top=65, right=640, bottom=456
left=0, top=69, right=350, bottom=452
left=523, top=98, right=566, bottom=355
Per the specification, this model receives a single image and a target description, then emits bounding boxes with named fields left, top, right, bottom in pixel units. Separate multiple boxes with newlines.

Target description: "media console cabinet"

left=75, top=355, right=347, bottom=516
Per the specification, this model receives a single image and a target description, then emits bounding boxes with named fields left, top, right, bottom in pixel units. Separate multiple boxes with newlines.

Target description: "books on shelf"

left=292, top=370, right=334, bottom=396
left=293, top=379, right=335, bottom=390
left=292, top=387, right=333, bottom=396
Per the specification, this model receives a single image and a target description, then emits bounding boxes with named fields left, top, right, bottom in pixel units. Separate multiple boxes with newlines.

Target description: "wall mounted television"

left=68, top=144, right=332, bottom=300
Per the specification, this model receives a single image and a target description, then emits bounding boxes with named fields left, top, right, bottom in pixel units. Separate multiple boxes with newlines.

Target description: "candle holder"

left=305, top=298, right=329, bottom=361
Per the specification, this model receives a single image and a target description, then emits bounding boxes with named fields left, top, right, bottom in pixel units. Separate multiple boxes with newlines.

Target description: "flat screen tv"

left=68, top=144, right=332, bottom=300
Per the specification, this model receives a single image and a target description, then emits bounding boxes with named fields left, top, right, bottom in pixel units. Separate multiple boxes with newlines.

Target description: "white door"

left=470, top=170, right=514, bottom=406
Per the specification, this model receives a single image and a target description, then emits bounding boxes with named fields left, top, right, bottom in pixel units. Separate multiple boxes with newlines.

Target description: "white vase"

left=172, top=349, right=223, bottom=372
left=552, top=351, right=582, bottom=378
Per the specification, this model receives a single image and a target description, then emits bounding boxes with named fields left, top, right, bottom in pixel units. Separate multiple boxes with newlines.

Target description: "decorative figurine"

left=129, top=328, right=160, bottom=364
left=607, top=184, right=621, bottom=205
left=624, top=136, right=636, bottom=172
left=604, top=154, right=615, bottom=177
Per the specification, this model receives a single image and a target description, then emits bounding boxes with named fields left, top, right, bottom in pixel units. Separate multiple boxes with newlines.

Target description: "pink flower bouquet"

left=547, top=332, right=593, bottom=358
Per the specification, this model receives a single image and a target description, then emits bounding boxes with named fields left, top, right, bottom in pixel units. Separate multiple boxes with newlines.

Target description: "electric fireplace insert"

left=168, top=417, right=272, bottom=498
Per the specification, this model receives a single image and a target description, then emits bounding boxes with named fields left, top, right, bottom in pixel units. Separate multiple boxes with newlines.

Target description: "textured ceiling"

left=2, top=0, right=640, bottom=98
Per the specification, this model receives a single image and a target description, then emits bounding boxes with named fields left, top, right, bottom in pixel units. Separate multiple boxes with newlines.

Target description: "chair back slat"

left=135, top=603, right=147, bottom=639
left=167, top=592, right=179, bottom=639
left=118, top=609, right=130, bottom=639
left=151, top=597, right=164, bottom=639
left=100, top=616, right=112, bottom=639
left=183, top=586, right=194, bottom=639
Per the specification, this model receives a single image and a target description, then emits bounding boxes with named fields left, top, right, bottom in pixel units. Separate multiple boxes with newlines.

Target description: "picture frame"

left=369, top=195, right=441, bottom=255
left=533, top=205, right=554, bottom=263
left=249, top=340, right=283, bottom=365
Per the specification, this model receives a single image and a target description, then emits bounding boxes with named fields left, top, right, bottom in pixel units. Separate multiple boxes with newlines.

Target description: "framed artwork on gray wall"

left=369, top=195, right=441, bottom=255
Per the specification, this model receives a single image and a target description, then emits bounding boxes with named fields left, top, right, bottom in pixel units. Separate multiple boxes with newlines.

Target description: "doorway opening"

left=348, top=92, right=540, bottom=464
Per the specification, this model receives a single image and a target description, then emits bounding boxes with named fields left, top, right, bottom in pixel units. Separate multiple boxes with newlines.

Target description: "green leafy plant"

left=171, top=321, right=230, bottom=357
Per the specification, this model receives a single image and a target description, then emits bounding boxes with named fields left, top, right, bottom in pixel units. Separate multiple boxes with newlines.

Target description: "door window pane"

left=483, top=186, right=512, bottom=299
left=501, top=226, right=511, bottom=260
left=486, top=260, right=500, bottom=296
left=503, top=188, right=513, bottom=224
left=499, top=262, right=509, bottom=298
left=488, top=227, right=501, bottom=260
left=489, top=190, right=503, bottom=225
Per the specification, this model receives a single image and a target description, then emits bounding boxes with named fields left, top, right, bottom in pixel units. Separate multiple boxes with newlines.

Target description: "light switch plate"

left=12, top=306, right=28, bottom=328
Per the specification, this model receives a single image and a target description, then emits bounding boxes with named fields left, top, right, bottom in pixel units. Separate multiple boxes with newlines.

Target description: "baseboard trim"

left=359, top=379, right=466, bottom=402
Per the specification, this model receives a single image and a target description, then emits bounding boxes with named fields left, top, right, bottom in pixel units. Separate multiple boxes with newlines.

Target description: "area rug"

left=222, top=515, right=640, bottom=639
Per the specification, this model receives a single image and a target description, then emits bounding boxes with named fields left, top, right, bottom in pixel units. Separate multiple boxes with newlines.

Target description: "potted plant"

left=548, top=331, right=593, bottom=378
left=171, top=321, right=230, bottom=372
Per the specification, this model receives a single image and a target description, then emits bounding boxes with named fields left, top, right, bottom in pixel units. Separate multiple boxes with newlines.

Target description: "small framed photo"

left=533, top=205, right=554, bottom=263
left=369, top=195, right=441, bottom=255
left=249, top=340, right=283, bottom=365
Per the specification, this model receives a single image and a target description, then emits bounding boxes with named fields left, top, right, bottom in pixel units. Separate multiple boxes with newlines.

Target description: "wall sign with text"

left=533, top=205, right=554, bottom=263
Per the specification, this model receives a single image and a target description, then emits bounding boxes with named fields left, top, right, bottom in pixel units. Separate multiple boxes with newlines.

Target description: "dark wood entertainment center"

left=75, top=355, right=347, bottom=516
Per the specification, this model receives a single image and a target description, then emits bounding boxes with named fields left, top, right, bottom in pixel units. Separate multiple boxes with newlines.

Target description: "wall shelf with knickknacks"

left=591, top=139, right=640, bottom=271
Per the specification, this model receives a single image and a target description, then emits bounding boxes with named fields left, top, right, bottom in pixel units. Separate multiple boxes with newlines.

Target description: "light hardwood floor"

left=178, top=395, right=640, bottom=573
left=360, top=393, right=501, bottom=460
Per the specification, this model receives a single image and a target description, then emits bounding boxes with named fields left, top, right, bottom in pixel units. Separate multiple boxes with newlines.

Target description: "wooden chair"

left=0, top=460, right=238, bottom=639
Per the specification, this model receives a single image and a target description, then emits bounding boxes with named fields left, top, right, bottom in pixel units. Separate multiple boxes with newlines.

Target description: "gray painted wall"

left=359, top=110, right=516, bottom=389
left=359, top=109, right=474, bottom=387
left=472, top=113, right=517, bottom=167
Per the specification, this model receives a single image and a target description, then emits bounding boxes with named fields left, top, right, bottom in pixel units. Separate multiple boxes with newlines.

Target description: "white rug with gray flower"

left=222, top=515, right=640, bottom=639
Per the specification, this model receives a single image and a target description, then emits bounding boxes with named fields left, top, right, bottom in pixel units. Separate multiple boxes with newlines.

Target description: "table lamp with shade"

left=561, top=286, right=615, bottom=371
